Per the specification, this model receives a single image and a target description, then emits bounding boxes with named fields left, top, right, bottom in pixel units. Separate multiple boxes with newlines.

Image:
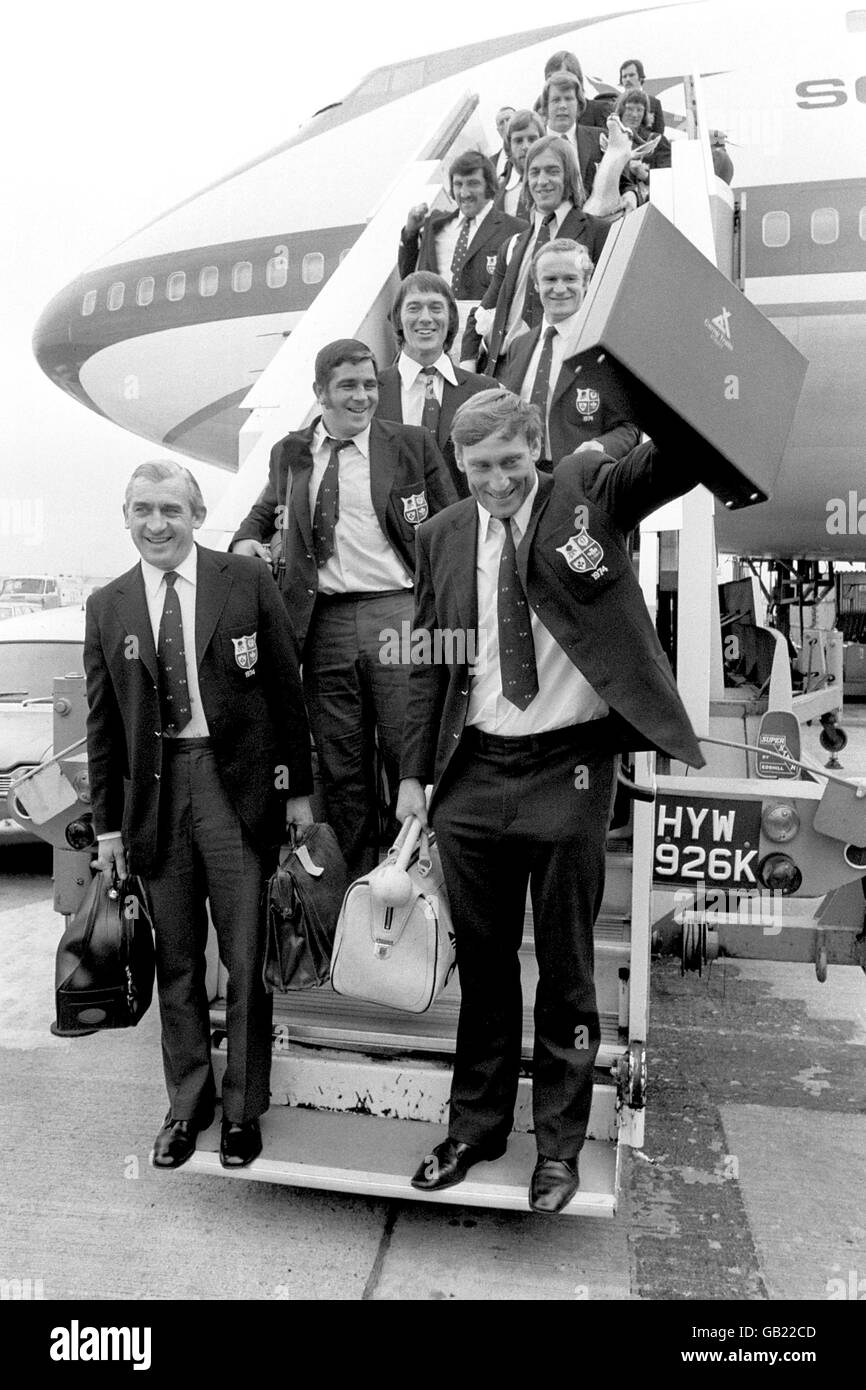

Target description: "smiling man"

left=232, top=339, right=457, bottom=877
left=493, top=109, right=545, bottom=219
left=398, top=150, right=527, bottom=302
left=85, top=460, right=313, bottom=1171
left=500, top=238, right=639, bottom=468
left=395, top=389, right=704, bottom=1212
left=375, top=271, right=498, bottom=496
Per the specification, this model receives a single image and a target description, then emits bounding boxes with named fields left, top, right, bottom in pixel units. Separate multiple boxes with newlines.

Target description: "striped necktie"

left=157, top=571, right=191, bottom=735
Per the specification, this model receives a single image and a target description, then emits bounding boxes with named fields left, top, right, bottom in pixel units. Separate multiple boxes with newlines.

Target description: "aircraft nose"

left=32, top=278, right=104, bottom=415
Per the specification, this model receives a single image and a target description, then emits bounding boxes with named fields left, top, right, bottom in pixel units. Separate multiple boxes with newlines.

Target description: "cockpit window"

left=136, top=277, right=155, bottom=306
left=107, top=282, right=125, bottom=311
left=266, top=248, right=289, bottom=289
left=199, top=266, right=219, bottom=297
left=81, top=290, right=97, bottom=316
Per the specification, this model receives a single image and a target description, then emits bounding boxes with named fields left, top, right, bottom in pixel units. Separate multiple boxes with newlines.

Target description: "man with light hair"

left=500, top=238, right=640, bottom=467
left=85, top=457, right=314, bottom=1171
left=396, top=389, right=704, bottom=1212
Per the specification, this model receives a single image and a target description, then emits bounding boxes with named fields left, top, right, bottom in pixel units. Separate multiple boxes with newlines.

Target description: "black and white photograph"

left=1, top=0, right=864, bottom=1346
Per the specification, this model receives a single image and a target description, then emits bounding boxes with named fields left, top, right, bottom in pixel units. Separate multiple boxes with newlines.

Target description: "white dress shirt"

left=308, top=421, right=413, bottom=594
left=518, top=309, right=586, bottom=458
left=397, top=351, right=458, bottom=427
left=502, top=202, right=575, bottom=350
left=500, top=166, right=522, bottom=217
left=466, top=479, right=608, bottom=734
left=141, top=545, right=210, bottom=739
left=434, top=199, right=494, bottom=280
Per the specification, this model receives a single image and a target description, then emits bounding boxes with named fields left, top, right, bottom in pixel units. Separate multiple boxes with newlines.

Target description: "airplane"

left=31, top=0, right=866, bottom=568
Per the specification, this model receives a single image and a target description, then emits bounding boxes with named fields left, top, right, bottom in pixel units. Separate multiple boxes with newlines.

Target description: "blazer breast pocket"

left=395, top=486, right=430, bottom=530
left=544, top=514, right=625, bottom=597
left=221, top=626, right=260, bottom=680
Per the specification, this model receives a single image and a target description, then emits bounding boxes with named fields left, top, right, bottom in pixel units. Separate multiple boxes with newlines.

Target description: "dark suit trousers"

left=145, top=742, right=274, bottom=1125
left=303, top=590, right=414, bottom=880
left=432, top=727, right=617, bottom=1159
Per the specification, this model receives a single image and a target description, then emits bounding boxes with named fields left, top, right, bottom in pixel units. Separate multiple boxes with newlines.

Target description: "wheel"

left=619, top=1040, right=647, bottom=1109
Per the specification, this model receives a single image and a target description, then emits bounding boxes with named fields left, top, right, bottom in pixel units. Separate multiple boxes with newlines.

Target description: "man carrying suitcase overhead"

left=396, top=389, right=704, bottom=1212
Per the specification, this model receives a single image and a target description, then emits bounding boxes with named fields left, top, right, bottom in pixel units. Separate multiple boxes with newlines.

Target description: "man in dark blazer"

left=86, top=459, right=313, bottom=1170
left=232, top=339, right=457, bottom=879
left=398, top=150, right=526, bottom=301
left=619, top=59, right=666, bottom=137
left=460, top=124, right=635, bottom=375
left=492, top=109, right=545, bottom=220
left=499, top=238, right=640, bottom=467
left=376, top=271, right=498, bottom=497
left=541, top=69, right=606, bottom=197
left=396, top=389, right=704, bottom=1212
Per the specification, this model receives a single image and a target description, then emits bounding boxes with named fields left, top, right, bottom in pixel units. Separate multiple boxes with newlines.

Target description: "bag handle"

left=389, top=814, right=423, bottom=871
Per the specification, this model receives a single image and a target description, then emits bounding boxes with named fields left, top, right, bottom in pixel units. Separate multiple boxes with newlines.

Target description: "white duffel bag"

left=331, top=816, right=456, bottom=1013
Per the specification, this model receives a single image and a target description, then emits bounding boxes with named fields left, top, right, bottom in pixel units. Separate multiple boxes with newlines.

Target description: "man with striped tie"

left=499, top=238, right=640, bottom=470
left=395, top=389, right=704, bottom=1211
left=398, top=150, right=527, bottom=302
left=231, top=340, right=457, bottom=879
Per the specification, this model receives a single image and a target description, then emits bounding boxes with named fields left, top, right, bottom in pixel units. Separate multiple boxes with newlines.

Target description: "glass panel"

left=301, top=252, right=324, bottom=285
left=81, top=290, right=97, bottom=316
left=198, top=265, right=219, bottom=297
left=266, top=247, right=289, bottom=288
left=107, top=282, right=125, bottom=311
left=136, top=277, right=155, bottom=306
left=166, top=271, right=186, bottom=302
left=860, top=208, right=866, bottom=241
left=811, top=207, right=839, bottom=244
left=761, top=211, right=790, bottom=248
left=232, top=260, right=253, bottom=292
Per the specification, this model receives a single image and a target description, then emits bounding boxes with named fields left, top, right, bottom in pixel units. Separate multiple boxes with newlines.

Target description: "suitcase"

left=331, top=816, right=456, bottom=1013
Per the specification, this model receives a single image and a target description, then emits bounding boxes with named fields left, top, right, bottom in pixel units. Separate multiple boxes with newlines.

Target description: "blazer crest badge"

left=575, top=387, right=600, bottom=418
left=401, top=492, right=429, bottom=526
left=486, top=254, right=498, bottom=274
left=556, top=527, right=605, bottom=574
left=232, top=632, right=258, bottom=675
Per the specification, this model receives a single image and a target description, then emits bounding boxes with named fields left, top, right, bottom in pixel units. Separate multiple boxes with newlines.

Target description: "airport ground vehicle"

left=13, top=59, right=866, bottom=1216
left=0, top=576, right=61, bottom=617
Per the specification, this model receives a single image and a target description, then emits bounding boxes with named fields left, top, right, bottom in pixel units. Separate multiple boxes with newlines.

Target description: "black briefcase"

left=52, top=872, right=155, bottom=1037
left=263, top=823, right=348, bottom=991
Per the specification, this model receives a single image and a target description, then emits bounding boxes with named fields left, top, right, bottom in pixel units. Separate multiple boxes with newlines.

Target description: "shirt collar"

left=457, top=199, right=494, bottom=231
left=541, top=305, right=586, bottom=354
left=314, top=419, right=371, bottom=459
left=476, top=476, right=540, bottom=544
left=397, top=351, right=458, bottom=390
left=533, top=200, right=573, bottom=232
left=140, top=544, right=198, bottom=597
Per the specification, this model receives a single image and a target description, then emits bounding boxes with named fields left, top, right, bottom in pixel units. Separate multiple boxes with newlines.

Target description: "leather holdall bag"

left=331, top=815, right=456, bottom=1013
left=263, top=822, right=348, bottom=991
left=52, top=870, right=155, bottom=1037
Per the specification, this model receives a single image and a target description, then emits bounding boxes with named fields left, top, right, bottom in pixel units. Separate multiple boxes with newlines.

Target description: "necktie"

left=497, top=520, right=538, bottom=710
left=420, top=365, right=441, bottom=436
left=450, top=216, right=473, bottom=291
left=529, top=324, right=558, bottom=417
left=522, top=212, right=556, bottom=328
left=312, top=437, right=349, bottom=567
left=157, top=571, right=191, bottom=735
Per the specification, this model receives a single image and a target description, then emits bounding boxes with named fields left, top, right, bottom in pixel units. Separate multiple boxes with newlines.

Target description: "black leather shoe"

left=220, top=1118, right=262, bottom=1168
left=410, top=1136, right=506, bottom=1192
left=152, top=1116, right=201, bottom=1169
left=529, top=1157, right=580, bottom=1213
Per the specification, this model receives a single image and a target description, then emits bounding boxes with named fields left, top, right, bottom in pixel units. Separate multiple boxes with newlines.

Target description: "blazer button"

left=154, top=773, right=161, bottom=781
left=307, top=588, right=315, bottom=596
left=154, top=730, right=161, bottom=737
left=453, top=732, right=460, bottom=740
left=460, top=689, right=468, bottom=697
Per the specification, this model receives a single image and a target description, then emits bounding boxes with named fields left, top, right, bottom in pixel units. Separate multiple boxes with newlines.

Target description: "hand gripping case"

left=331, top=816, right=456, bottom=1013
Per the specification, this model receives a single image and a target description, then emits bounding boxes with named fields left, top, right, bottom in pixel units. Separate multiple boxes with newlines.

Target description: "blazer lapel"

left=376, top=370, right=404, bottom=425
left=517, top=473, right=554, bottom=588
left=288, top=424, right=316, bottom=554
left=502, top=327, right=539, bottom=391
left=193, top=547, right=232, bottom=668
left=551, top=354, right=579, bottom=410
left=464, top=210, right=501, bottom=263
left=448, top=504, right=479, bottom=635
left=368, top=420, right=396, bottom=531
left=112, top=565, right=158, bottom=685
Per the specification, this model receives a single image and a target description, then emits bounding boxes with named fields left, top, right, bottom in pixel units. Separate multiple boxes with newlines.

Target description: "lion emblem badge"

left=232, top=632, right=258, bottom=676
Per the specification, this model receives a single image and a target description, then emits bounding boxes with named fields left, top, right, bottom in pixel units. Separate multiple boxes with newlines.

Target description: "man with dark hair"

left=399, top=150, right=526, bottom=301
left=461, top=123, right=634, bottom=375
left=231, top=339, right=457, bottom=878
left=376, top=272, right=497, bottom=498
left=395, top=389, right=704, bottom=1212
left=500, top=238, right=640, bottom=468
left=619, top=58, right=666, bottom=137
left=493, top=109, right=545, bottom=219
left=86, top=459, right=313, bottom=1171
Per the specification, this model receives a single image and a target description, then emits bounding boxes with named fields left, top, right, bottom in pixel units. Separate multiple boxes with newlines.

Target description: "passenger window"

left=860, top=208, right=866, bottom=241
left=301, top=252, right=324, bottom=285
left=166, top=271, right=186, bottom=302
left=199, top=265, right=219, bottom=297
left=107, top=282, right=125, bottom=311
left=266, top=247, right=289, bottom=288
left=81, top=290, right=97, bottom=316
left=761, top=211, right=790, bottom=248
left=136, top=277, right=155, bottom=306
left=811, top=207, right=839, bottom=244
left=232, top=261, right=253, bottom=292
